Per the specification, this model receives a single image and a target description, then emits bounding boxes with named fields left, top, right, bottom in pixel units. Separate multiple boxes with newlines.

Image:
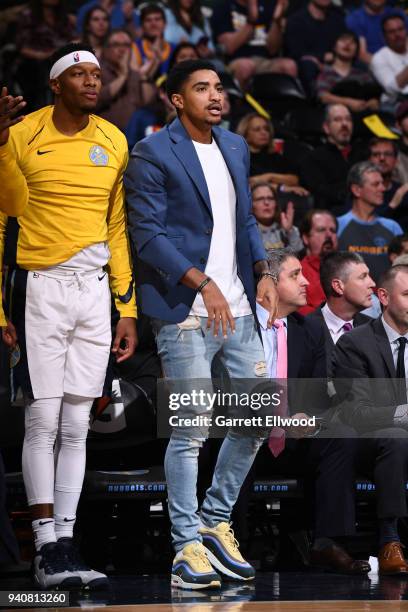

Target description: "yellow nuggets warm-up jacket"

left=0, top=106, right=136, bottom=321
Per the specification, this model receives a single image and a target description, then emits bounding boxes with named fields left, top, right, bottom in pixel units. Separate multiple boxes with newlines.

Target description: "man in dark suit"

left=125, top=60, right=278, bottom=589
left=238, top=248, right=369, bottom=574
left=333, top=264, right=408, bottom=575
left=308, top=251, right=374, bottom=372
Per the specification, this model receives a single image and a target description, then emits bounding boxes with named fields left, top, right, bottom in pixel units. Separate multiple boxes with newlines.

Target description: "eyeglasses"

left=371, top=151, right=395, bottom=158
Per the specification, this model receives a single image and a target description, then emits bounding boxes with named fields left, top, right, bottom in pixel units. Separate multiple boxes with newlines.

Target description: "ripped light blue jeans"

left=151, top=314, right=267, bottom=551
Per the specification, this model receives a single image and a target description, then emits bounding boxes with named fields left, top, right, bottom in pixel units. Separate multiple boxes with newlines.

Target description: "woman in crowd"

left=82, top=6, right=110, bottom=59
left=164, top=0, right=213, bottom=57
left=316, top=31, right=380, bottom=113
left=252, top=182, right=303, bottom=252
left=237, top=113, right=308, bottom=191
left=168, top=42, right=199, bottom=71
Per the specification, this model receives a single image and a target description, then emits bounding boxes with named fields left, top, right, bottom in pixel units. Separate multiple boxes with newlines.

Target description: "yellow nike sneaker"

left=171, top=542, right=221, bottom=590
left=199, top=522, right=255, bottom=580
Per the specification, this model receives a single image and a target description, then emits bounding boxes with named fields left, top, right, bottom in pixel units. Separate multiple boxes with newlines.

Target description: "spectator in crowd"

left=299, top=209, right=338, bottom=315
left=316, top=31, right=380, bottom=113
left=236, top=113, right=304, bottom=189
left=16, top=0, right=76, bottom=112
left=168, top=42, right=199, bottom=70
left=211, top=0, right=297, bottom=90
left=252, top=248, right=369, bottom=575
left=285, top=0, right=345, bottom=95
left=76, top=0, right=139, bottom=36
left=309, top=252, right=374, bottom=366
left=338, top=161, right=403, bottom=283
left=333, top=264, right=408, bottom=575
left=346, top=0, right=408, bottom=65
left=82, top=6, right=110, bottom=59
left=97, top=28, right=156, bottom=132
left=368, top=137, right=408, bottom=229
left=300, top=104, right=362, bottom=213
left=133, top=3, right=174, bottom=80
left=251, top=182, right=303, bottom=251
left=370, top=14, right=408, bottom=109
left=388, top=233, right=408, bottom=263
left=164, top=0, right=214, bottom=56
left=394, top=100, right=408, bottom=185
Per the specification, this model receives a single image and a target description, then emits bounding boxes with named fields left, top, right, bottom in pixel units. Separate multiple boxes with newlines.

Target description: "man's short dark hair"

left=382, top=13, right=406, bottom=34
left=50, top=43, right=95, bottom=67
left=140, top=3, right=166, bottom=24
left=368, top=137, right=398, bottom=156
left=166, top=59, right=218, bottom=101
left=267, top=247, right=298, bottom=280
left=378, top=264, right=408, bottom=290
left=388, top=233, right=408, bottom=257
left=320, top=251, right=365, bottom=297
left=299, top=209, right=337, bottom=237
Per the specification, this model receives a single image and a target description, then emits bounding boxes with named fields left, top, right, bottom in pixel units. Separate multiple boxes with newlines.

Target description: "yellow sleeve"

left=106, top=144, right=137, bottom=319
left=0, top=138, right=29, bottom=217
left=0, top=212, right=8, bottom=327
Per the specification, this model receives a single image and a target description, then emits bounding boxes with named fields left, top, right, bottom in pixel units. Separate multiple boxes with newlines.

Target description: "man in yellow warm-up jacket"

left=0, top=42, right=137, bottom=590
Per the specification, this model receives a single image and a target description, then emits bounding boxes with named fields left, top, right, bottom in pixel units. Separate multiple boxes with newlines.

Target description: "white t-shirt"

left=371, top=45, right=408, bottom=104
left=44, top=242, right=110, bottom=272
left=190, top=139, right=252, bottom=318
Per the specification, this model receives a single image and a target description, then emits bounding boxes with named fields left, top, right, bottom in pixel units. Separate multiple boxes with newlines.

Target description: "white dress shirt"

left=381, top=316, right=408, bottom=424
left=321, top=303, right=353, bottom=345
left=256, top=303, right=287, bottom=378
left=381, top=316, right=408, bottom=373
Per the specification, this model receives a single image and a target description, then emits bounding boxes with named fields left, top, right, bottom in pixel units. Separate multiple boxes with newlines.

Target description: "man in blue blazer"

left=125, top=59, right=277, bottom=589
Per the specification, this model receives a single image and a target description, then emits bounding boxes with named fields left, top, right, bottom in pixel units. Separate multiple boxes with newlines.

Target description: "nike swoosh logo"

left=37, top=150, right=55, bottom=155
left=63, top=517, right=76, bottom=522
left=98, top=273, right=106, bottom=281
left=117, top=280, right=134, bottom=303
left=39, top=520, right=54, bottom=526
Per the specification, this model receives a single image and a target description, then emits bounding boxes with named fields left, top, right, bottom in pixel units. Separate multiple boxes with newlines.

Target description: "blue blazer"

left=125, top=117, right=267, bottom=323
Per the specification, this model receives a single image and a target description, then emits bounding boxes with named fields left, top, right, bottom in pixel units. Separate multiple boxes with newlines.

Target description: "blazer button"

left=205, top=228, right=212, bottom=235
left=200, top=257, right=206, bottom=264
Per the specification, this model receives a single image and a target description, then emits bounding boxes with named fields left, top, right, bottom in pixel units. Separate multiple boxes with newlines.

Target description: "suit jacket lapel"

left=314, top=307, right=335, bottom=350
left=168, top=119, right=212, bottom=216
left=373, top=318, right=395, bottom=376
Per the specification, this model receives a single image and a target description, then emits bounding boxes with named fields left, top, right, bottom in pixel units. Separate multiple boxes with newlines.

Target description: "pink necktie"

left=268, top=320, right=288, bottom=457
left=275, top=319, right=288, bottom=378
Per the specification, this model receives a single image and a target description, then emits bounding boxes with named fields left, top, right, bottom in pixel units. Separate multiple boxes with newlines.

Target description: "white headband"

left=49, top=51, right=100, bottom=80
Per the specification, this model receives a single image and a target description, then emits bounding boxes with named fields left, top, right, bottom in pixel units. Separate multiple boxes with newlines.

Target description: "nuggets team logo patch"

left=89, top=145, right=109, bottom=166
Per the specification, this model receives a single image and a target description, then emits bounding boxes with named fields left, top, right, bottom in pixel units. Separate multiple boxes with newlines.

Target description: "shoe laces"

left=189, top=544, right=213, bottom=572
left=219, top=523, right=240, bottom=554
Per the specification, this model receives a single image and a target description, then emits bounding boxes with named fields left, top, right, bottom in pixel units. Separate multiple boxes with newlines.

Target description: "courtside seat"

left=251, top=73, right=307, bottom=119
